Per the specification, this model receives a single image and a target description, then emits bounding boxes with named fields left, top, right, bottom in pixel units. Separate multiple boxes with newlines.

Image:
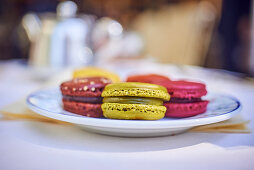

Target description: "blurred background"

left=0, top=0, right=253, bottom=76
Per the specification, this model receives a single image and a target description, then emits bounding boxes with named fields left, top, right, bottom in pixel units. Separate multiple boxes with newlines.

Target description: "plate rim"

left=26, top=88, right=242, bottom=129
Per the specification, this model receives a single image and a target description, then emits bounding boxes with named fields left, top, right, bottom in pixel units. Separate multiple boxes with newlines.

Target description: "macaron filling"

left=103, top=97, right=163, bottom=106
left=168, top=97, right=202, bottom=103
left=62, top=95, right=103, bottom=104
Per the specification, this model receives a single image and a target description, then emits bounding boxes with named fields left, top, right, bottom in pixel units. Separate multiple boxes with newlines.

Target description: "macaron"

left=60, top=77, right=111, bottom=117
left=162, top=80, right=209, bottom=118
left=101, top=82, right=170, bottom=120
left=126, top=74, right=171, bottom=85
left=73, top=67, right=121, bottom=83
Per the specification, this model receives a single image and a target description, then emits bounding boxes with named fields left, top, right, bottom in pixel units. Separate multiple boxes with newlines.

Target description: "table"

left=0, top=60, right=254, bottom=170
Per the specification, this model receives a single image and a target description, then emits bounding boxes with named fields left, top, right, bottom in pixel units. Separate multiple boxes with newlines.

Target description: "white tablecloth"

left=0, top=60, right=254, bottom=170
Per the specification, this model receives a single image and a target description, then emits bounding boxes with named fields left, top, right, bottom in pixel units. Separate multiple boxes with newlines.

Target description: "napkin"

left=190, top=114, right=250, bottom=133
left=0, top=99, right=71, bottom=126
left=0, top=98, right=250, bottom=133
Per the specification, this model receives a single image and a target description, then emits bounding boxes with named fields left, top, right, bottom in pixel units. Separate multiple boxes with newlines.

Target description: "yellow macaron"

left=73, top=67, right=121, bottom=83
left=101, top=82, right=170, bottom=120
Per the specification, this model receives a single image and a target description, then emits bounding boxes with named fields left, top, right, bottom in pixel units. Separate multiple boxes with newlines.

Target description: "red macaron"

left=126, top=74, right=208, bottom=118
left=126, top=74, right=171, bottom=85
left=162, top=80, right=209, bottom=118
left=60, top=77, right=111, bottom=117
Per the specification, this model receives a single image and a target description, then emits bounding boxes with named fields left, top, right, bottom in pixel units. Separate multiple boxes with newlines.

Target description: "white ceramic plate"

left=26, top=88, right=241, bottom=137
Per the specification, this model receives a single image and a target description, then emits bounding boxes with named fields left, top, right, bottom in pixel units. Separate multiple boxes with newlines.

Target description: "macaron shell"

left=60, top=77, right=111, bottom=97
left=63, top=100, right=103, bottom=118
left=101, top=103, right=166, bottom=120
left=102, top=82, right=170, bottom=101
left=126, top=74, right=171, bottom=84
left=160, top=80, right=207, bottom=98
left=73, top=67, right=121, bottom=82
left=164, top=100, right=209, bottom=118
